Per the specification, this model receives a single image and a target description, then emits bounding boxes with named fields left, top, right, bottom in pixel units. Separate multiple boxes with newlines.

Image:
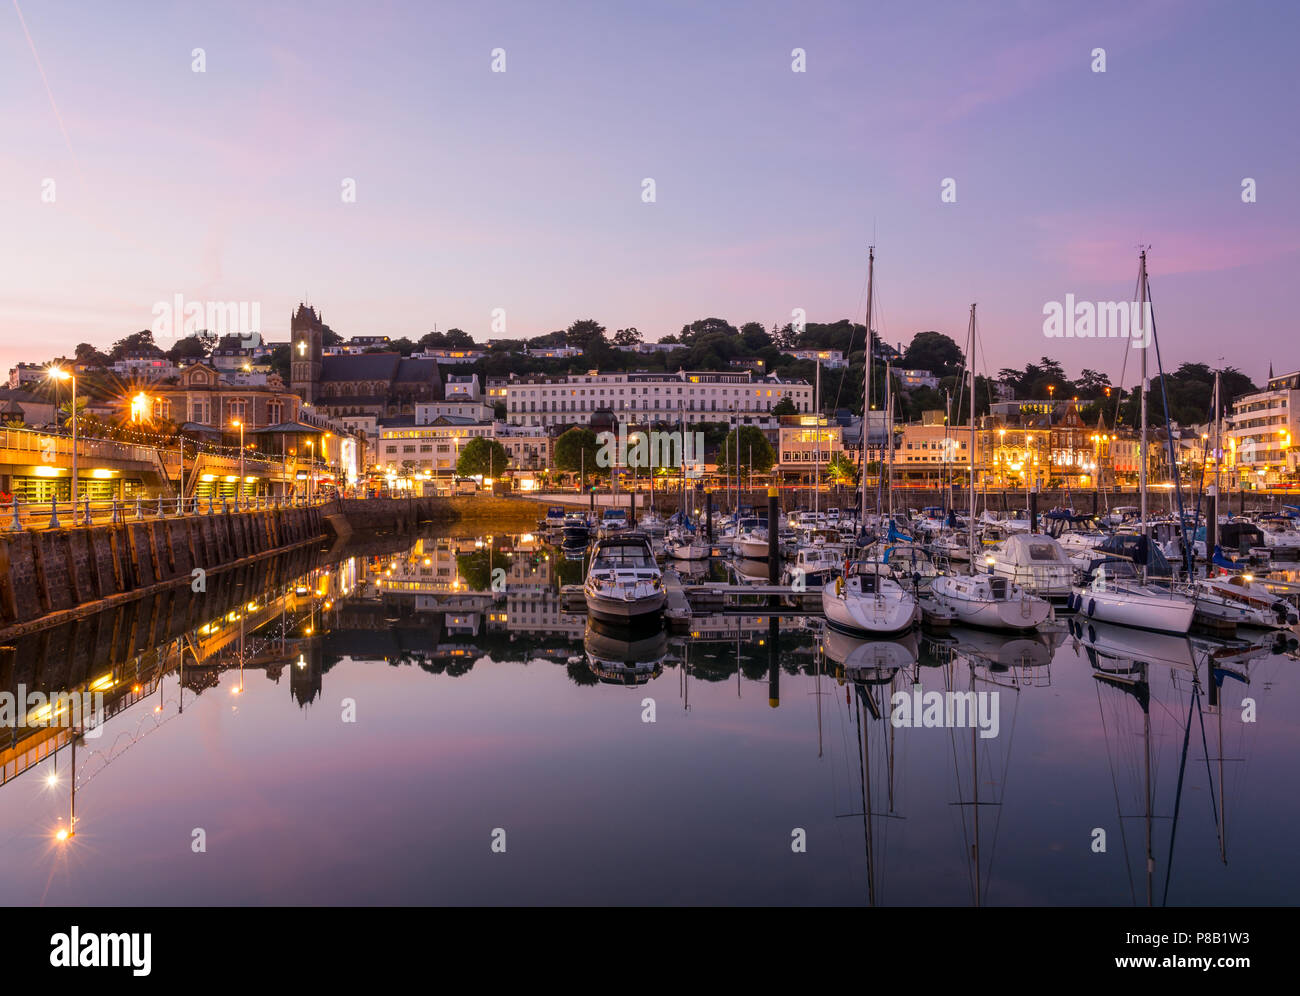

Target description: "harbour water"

left=2, top=529, right=1297, bottom=906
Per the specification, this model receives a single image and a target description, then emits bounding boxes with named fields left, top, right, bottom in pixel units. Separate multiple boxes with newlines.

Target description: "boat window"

left=1027, top=543, right=1060, bottom=561
left=989, top=577, right=1008, bottom=600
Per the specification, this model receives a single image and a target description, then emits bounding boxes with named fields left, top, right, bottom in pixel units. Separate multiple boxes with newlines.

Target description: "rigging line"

left=982, top=684, right=1021, bottom=906
left=944, top=663, right=978, bottom=904
left=830, top=262, right=871, bottom=416
left=1194, top=673, right=1223, bottom=855
left=1095, top=676, right=1138, bottom=904
left=1161, top=679, right=1199, bottom=907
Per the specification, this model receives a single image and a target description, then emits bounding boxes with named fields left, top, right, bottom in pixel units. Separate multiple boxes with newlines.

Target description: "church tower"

left=290, top=303, right=324, bottom=404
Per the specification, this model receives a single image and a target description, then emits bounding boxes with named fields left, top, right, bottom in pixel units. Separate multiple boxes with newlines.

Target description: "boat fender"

left=835, top=576, right=843, bottom=596
left=1086, top=598, right=1095, bottom=617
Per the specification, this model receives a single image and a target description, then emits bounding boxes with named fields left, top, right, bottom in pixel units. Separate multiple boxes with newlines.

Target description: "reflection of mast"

left=947, top=657, right=1012, bottom=907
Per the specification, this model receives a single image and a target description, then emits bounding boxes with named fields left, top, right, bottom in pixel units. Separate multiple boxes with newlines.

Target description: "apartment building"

left=504, top=370, right=813, bottom=428
left=1227, top=370, right=1300, bottom=487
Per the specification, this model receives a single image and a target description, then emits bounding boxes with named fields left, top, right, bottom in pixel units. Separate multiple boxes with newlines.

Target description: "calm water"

left=2, top=531, right=1298, bottom=906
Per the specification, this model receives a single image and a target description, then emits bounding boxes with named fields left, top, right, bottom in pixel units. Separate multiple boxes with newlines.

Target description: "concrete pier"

left=0, top=504, right=326, bottom=633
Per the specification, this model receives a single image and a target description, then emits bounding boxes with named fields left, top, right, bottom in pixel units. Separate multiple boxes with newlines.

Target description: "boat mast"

left=886, top=358, right=894, bottom=522
left=815, top=358, right=821, bottom=516
left=861, top=246, right=874, bottom=526
left=1138, top=251, right=1149, bottom=570
left=968, top=304, right=977, bottom=565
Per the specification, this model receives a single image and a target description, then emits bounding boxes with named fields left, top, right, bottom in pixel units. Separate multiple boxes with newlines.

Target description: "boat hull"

left=1072, top=585, right=1195, bottom=634
left=822, top=585, right=916, bottom=637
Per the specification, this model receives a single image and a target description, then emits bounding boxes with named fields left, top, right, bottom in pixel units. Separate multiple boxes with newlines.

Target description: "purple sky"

left=2, top=0, right=1296, bottom=384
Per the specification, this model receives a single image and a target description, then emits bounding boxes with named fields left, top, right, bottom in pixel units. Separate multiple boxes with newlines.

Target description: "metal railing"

left=2, top=493, right=331, bottom=531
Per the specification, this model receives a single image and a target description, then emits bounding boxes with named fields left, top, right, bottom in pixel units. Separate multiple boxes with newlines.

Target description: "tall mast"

left=861, top=247, right=874, bottom=525
left=967, top=304, right=977, bottom=565
left=1138, top=250, right=1149, bottom=548
left=886, top=358, right=894, bottom=521
left=814, top=358, right=821, bottom=516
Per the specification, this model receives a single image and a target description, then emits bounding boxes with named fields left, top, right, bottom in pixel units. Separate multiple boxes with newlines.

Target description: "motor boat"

left=584, top=532, right=666, bottom=625
left=1196, top=570, right=1299, bottom=628
left=985, top=532, right=1075, bottom=599
left=736, top=524, right=773, bottom=560
left=598, top=507, right=631, bottom=538
left=540, top=505, right=568, bottom=531
left=822, top=560, right=917, bottom=637
left=783, top=545, right=841, bottom=589
left=561, top=513, right=590, bottom=548
left=930, top=572, right=1052, bottom=631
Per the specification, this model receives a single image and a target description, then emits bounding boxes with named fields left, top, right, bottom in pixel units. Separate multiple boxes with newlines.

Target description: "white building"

left=376, top=417, right=496, bottom=477
left=1227, top=370, right=1300, bottom=486
left=414, top=348, right=486, bottom=364
left=524, top=345, right=583, bottom=359
left=897, top=368, right=940, bottom=390
left=782, top=349, right=847, bottom=369
left=504, top=369, right=813, bottom=428
left=415, top=400, right=494, bottom=423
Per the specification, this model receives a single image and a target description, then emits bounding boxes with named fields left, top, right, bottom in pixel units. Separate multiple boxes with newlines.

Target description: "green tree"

left=717, top=426, right=775, bottom=474
left=553, top=427, right=605, bottom=481
left=455, top=437, right=509, bottom=478
left=613, top=327, right=642, bottom=348
left=565, top=319, right=607, bottom=351
left=901, top=331, right=963, bottom=378
left=772, top=396, right=798, bottom=416
left=109, top=330, right=158, bottom=362
left=826, top=452, right=858, bottom=485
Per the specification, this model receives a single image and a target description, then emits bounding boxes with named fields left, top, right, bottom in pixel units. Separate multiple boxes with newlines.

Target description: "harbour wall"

left=0, top=505, right=327, bottom=636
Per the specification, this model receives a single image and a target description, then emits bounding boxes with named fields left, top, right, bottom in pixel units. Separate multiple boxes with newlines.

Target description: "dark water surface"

left=2, top=531, right=1297, bottom=906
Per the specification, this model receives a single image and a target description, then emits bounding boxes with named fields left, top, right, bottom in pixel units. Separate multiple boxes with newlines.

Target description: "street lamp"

left=306, top=439, right=314, bottom=501
left=48, top=367, right=76, bottom=512
left=231, top=419, right=244, bottom=497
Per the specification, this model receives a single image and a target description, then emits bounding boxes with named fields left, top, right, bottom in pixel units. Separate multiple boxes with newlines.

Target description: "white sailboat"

left=930, top=304, right=1051, bottom=631
left=1070, top=252, right=1195, bottom=634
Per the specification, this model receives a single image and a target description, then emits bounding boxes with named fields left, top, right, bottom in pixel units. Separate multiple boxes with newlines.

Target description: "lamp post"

left=306, top=440, right=314, bottom=501
left=231, top=419, right=244, bottom=500
left=49, top=367, right=76, bottom=514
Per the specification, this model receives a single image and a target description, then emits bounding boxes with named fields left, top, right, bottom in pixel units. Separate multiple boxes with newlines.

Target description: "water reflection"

left=2, top=529, right=1298, bottom=905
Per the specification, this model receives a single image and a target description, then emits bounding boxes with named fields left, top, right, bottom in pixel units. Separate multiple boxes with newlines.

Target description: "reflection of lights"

left=55, top=827, right=70, bottom=842
left=89, top=673, right=113, bottom=692
left=296, top=655, right=306, bottom=669
left=46, top=772, right=59, bottom=787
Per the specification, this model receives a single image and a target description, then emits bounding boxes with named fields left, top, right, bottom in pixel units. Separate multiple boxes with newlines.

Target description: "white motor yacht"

left=584, top=533, right=666, bottom=624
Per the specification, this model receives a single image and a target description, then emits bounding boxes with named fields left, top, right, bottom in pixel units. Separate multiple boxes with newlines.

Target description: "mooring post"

left=767, top=486, right=780, bottom=586
left=7, top=498, right=20, bottom=532
left=705, top=489, right=713, bottom=543
left=48, top=495, right=60, bottom=529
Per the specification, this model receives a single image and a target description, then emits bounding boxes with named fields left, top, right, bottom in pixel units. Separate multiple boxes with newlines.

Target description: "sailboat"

left=930, top=304, right=1051, bottom=630
left=823, top=248, right=916, bottom=637
left=1070, top=252, right=1196, bottom=634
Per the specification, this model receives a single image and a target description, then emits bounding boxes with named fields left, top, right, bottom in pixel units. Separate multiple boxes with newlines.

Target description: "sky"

left=1, top=0, right=1296, bottom=385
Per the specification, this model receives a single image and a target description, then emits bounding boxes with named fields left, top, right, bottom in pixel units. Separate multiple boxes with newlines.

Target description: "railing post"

left=207, top=494, right=215, bottom=515
left=48, top=495, right=60, bottom=529
left=112, top=500, right=121, bottom=525
left=7, top=498, right=21, bottom=532
left=135, top=497, right=144, bottom=520
left=84, top=497, right=90, bottom=526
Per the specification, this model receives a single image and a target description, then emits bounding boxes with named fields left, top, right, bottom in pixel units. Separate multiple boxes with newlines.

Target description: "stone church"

left=290, top=303, right=442, bottom=419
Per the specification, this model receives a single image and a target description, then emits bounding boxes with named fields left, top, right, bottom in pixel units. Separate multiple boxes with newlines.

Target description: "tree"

left=901, top=331, right=964, bottom=378
left=613, top=327, right=642, bottom=348
left=739, top=321, right=771, bottom=352
left=717, top=426, right=775, bottom=474
left=565, top=319, right=607, bottom=351
left=826, top=452, right=858, bottom=485
left=109, top=330, right=158, bottom=362
left=74, top=342, right=109, bottom=367
left=772, top=396, right=798, bottom=416
left=455, top=437, right=509, bottom=478
left=679, top=317, right=737, bottom=346
left=553, top=427, right=605, bottom=480
left=166, top=335, right=208, bottom=363
left=444, top=328, right=474, bottom=348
